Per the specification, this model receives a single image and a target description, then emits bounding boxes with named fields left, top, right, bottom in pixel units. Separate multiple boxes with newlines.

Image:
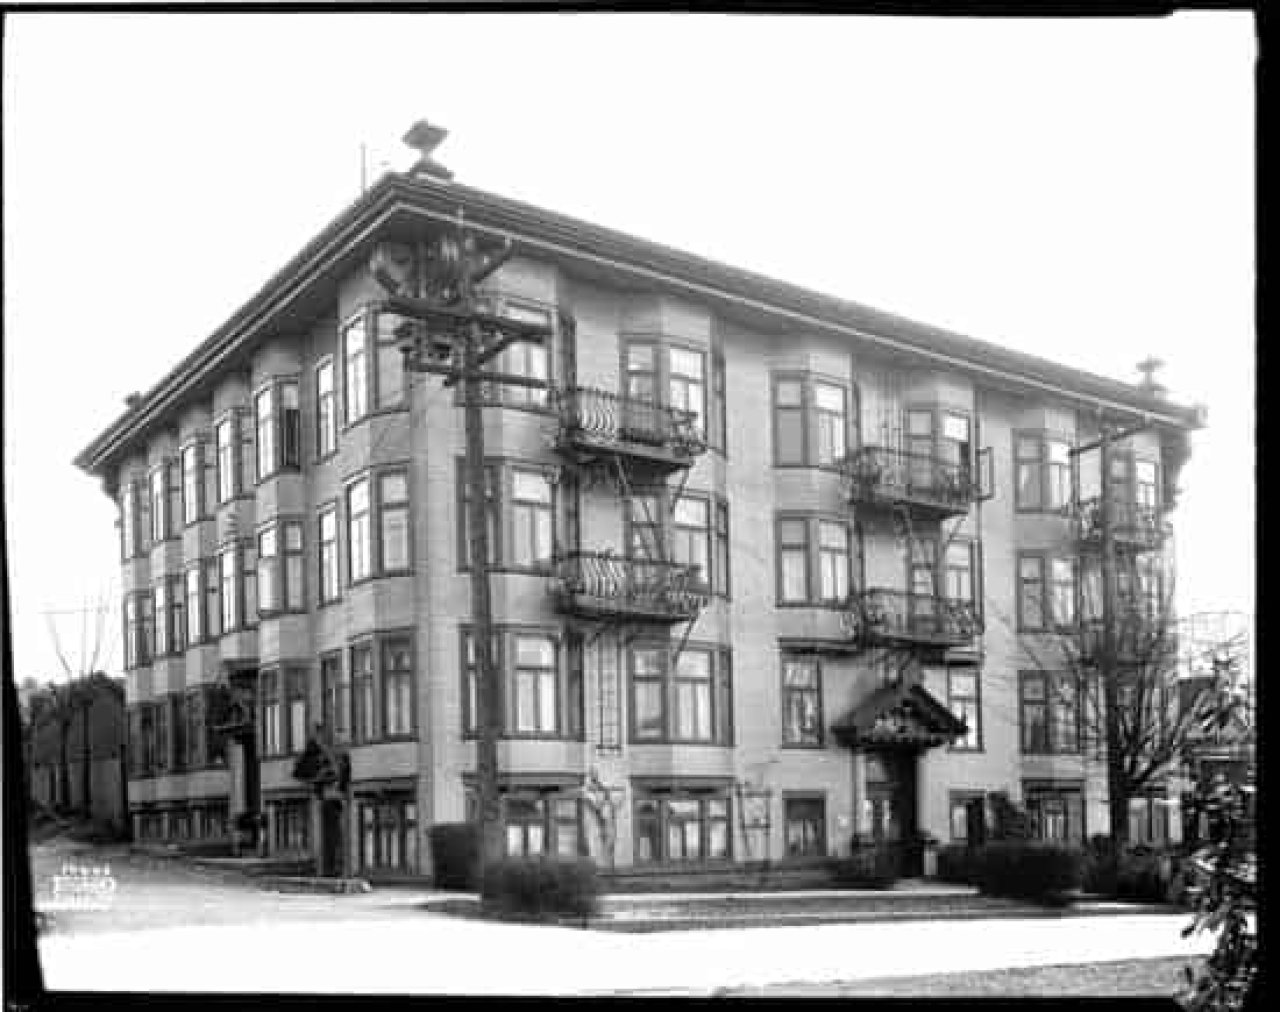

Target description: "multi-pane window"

left=773, top=374, right=855, bottom=467
left=1025, top=785, right=1085, bottom=844
left=1134, top=459, right=1159, bottom=509
left=203, top=557, right=220, bottom=640
left=347, top=477, right=372, bottom=583
left=150, top=462, right=179, bottom=543
left=457, top=462, right=502, bottom=568
left=948, top=669, right=982, bottom=750
left=628, top=644, right=732, bottom=744
left=1020, top=671, right=1081, bottom=754
left=640, top=492, right=732, bottom=596
left=343, top=313, right=369, bottom=424
left=493, top=795, right=584, bottom=858
left=316, top=357, right=337, bottom=458
left=623, top=340, right=657, bottom=403
left=668, top=346, right=706, bottom=437
left=123, top=591, right=153, bottom=669
left=166, top=575, right=185, bottom=655
left=672, top=497, right=711, bottom=585
left=185, top=566, right=203, bottom=645
left=1018, top=555, right=1046, bottom=631
left=781, top=656, right=822, bottom=746
left=1050, top=558, right=1076, bottom=628
left=1018, top=552, right=1074, bottom=631
left=270, top=799, right=310, bottom=854
left=462, top=629, right=581, bottom=739
left=258, top=519, right=304, bottom=615
left=784, top=796, right=827, bottom=858
left=185, top=688, right=206, bottom=769
left=378, top=472, right=410, bottom=573
left=351, top=642, right=375, bottom=744
left=181, top=441, right=206, bottom=525
left=214, top=414, right=240, bottom=503
left=320, top=652, right=348, bottom=744
left=634, top=793, right=731, bottom=864
left=1016, top=433, right=1072, bottom=511
left=357, top=795, right=417, bottom=873
left=154, top=700, right=170, bottom=773
left=373, top=311, right=405, bottom=410
left=777, top=516, right=857, bottom=606
left=479, top=299, right=552, bottom=407
left=154, top=581, right=169, bottom=657
left=622, top=340, right=717, bottom=445
left=381, top=636, right=414, bottom=738
left=120, top=481, right=141, bottom=559
left=254, top=379, right=301, bottom=480
left=510, top=469, right=553, bottom=568
left=318, top=504, right=340, bottom=604
left=286, top=668, right=308, bottom=753
left=259, top=670, right=281, bottom=756
left=218, top=542, right=256, bottom=633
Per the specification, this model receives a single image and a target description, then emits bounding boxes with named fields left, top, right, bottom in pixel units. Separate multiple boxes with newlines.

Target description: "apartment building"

left=74, top=140, right=1202, bottom=879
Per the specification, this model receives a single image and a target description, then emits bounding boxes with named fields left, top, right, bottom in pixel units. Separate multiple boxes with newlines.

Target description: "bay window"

left=315, top=356, right=337, bottom=458
left=772, top=373, right=855, bottom=467
left=318, top=504, right=340, bottom=604
left=351, top=641, right=375, bottom=744
left=218, top=542, right=256, bottom=633
left=634, top=791, right=732, bottom=864
left=381, top=635, right=414, bottom=738
left=286, top=668, right=308, bottom=753
left=343, top=313, right=369, bottom=424
left=1020, top=671, right=1081, bottom=754
left=185, top=565, right=203, bottom=645
left=622, top=338, right=719, bottom=448
left=627, top=643, right=732, bottom=745
left=343, top=308, right=405, bottom=425
left=258, top=519, right=304, bottom=615
left=776, top=515, right=858, bottom=607
left=458, top=460, right=557, bottom=572
left=1016, top=432, right=1073, bottom=511
left=120, top=481, right=141, bottom=559
left=181, top=440, right=206, bottom=525
left=149, top=462, right=178, bottom=543
left=947, top=668, right=982, bottom=751
left=461, top=627, right=582, bottom=740
left=347, top=477, right=372, bottom=583
left=348, top=468, right=412, bottom=583
left=254, top=378, right=301, bottom=481
left=259, top=669, right=281, bottom=756
left=510, top=469, right=554, bottom=568
left=214, top=413, right=245, bottom=504
left=320, top=652, right=348, bottom=744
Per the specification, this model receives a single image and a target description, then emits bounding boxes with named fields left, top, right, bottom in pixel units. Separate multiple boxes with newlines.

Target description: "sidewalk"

left=39, top=909, right=1215, bottom=995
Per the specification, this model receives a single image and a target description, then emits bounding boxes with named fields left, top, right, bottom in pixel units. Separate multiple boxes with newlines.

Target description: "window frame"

left=1019, top=670, right=1082, bottom=755
left=783, top=792, right=828, bottom=859
left=320, top=651, right=348, bottom=745
left=461, top=626, right=583, bottom=742
left=625, top=641, right=733, bottom=746
left=1014, top=430, right=1074, bottom=513
left=253, top=376, right=301, bottom=482
left=947, top=667, right=983, bottom=752
left=213, top=410, right=247, bottom=504
left=180, top=439, right=207, bottom=526
left=317, top=501, right=341, bottom=606
left=775, top=514, right=859, bottom=608
left=315, top=355, right=337, bottom=460
left=379, top=633, right=416, bottom=740
left=780, top=653, right=824, bottom=748
left=343, top=306, right=410, bottom=428
left=771, top=371, right=858, bottom=469
left=619, top=336, right=719, bottom=453
left=632, top=790, right=733, bottom=865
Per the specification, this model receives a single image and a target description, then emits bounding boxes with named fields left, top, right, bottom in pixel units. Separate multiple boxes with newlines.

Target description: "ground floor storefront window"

left=465, top=787, right=586, bottom=859
left=1023, top=782, right=1085, bottom=844
left=268, top=797, right=311, bottom=854
left=357, top=794, right=417, bottom=874
left=633, top=788, right=731, bottom=864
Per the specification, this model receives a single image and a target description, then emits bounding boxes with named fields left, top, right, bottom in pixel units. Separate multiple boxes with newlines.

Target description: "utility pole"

left=371, top=123, right=553, bottom=881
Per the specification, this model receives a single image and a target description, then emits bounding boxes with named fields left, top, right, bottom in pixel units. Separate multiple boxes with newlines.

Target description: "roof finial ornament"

left=402, top=119, right=454, bottom=181
left=1136, top=355, right=1167, bottom=400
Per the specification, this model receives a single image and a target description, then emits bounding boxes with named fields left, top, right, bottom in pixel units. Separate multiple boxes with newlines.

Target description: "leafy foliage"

left=479, top=856, right=600, bottom=920
left=968, top=841, right=1082, bottom=905
left=1178, top=778, right=1256, bottom=1011
left=826, top=840, right=901, bottom=888
left=935, top=843, right=980, bottom=885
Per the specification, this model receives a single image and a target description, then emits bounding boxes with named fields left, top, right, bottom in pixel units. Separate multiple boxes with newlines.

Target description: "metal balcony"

left=1072, top=498, right=1170, bottom=553
left=844, top=589, right=982, bottom=649
left=1074, top=611, right=1170, bottom=668
left=841, top=446, right=976, bottom=518
left=552, top=387, right=707, bottom=473
left=550, top=551, right=709, bottom=623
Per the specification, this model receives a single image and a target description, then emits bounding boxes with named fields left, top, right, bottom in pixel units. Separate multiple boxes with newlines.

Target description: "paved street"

left=29, top=840, right=1217, bottom=996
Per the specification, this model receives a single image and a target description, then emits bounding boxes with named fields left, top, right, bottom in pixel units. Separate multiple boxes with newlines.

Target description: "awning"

left=831, top=680, right=968, bottom=750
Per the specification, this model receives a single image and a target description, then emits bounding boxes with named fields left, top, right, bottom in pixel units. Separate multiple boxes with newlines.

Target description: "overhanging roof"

left=75, top=171, right=1205, bottom=480
left=831, top=680, right=968, bottom=750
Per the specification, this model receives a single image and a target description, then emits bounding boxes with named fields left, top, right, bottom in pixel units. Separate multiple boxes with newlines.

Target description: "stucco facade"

left=77, top=167, right=1198, bottom=878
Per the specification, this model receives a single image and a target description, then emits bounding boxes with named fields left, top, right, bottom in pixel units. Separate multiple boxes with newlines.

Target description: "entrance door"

left=864, top=750, right=920, bottom=875
left=321, top=799, right=345, bottom=877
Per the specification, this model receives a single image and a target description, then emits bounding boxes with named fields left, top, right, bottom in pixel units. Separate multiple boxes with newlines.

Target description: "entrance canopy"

left=831, top=681, right=967, bottom=750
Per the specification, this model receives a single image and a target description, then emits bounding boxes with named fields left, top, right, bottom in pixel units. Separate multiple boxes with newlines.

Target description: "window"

left=203, top=557, right=220, bottom=640
left=1016, top=433, right=1073, bottom=511
left=149, top=462, right=178, bottom=543
left=218, top=542, right=256, bottom=633
left=318, top=504, right=340, bottom=604
left=343, top=313, right=369, bottom=423
left=623, top=340, right=657, bottom=403
left=316, top=357, right=337, bottom=458
left=948, top=669, right=982, bottom=750
left=381, top=636, right=414, bottom=738
left=124, top=591, right=153, bottom=669
left=214, top=414, right=241, bottom=503
left=510, top=469, right=553, bottom=568
left=351, top=642, right=375, bottom=744
left=778, top=519, right=809, bottom=604
left=154, top=701, right=170, bottom=773
left=1050, top=558, right=1076, bottom=628
left=457, top=462, right=501, bottom=568
left=320, top=652, right=348, bottom=744
left=781, top=656, right=822, bottom=746
left=462, top=628, right=582, bottom=740
left=270, top=799, right=310, bottom=854
left=259, top=670, right=281, bottom=756
left=258, top=519, right=304, bottom=615
left=634, top=792, right=731, bottom=864
left=710, top=352, right=727, bottom=453
left=286, top=668, right=308, bottom=753
left=1024, top=784, right=1085, bottom=844
left=185, top=688, right=206, bottom=769
left=480, top=794, right=584, bottom=858
left=1018, top=555, right=1046, bottom=631
left=627, top=643, right=732, bottom=745
left=772, top=374, right=855, bottom=467
left=166, top=575, right=185, bottom=654
left=181, top=441, right=205, bottom=525
left=120, top=481, right=141, bottom=559
left=622, top=339, right=715, bottom=445
left=949, top=792, right=988, bottom=844
left=373, top=311, right=405, bottom=410
left=254, top=379, right=301, bottom=480
left=154, top=581, right=169, bottom=657
left=185, top=566, right=203, bottom=645
left=1129, top=794, right=1171, bottom=846
left=357, top=795, right=417, bottom=873
left=1134, top=459, right=1159, bottom=510
left=170, top=693, right=187, bottom=772
left=784, top=796, right=827, bottom=858
left=626, top=491, right=729, bottom=595
left=668, top=346, right=706, bottom=437
left=1020, top=671, right=1081, bottom=754
left=672, top=496, right=710, bottom=582
left=1019, top=552, right=1075, bottom=632
left=777, top=516, right=858, bottom=607
left=347, top=477, right=372, bottom=583
left=477, top=299, right=552, bottom=408
left=714, top=501, right=731, bottom=598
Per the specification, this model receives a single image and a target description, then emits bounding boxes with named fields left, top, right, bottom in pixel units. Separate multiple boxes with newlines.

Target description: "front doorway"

left=864, top=749, right=920, bottom=875
left=321, top=798, right=346, bottom=877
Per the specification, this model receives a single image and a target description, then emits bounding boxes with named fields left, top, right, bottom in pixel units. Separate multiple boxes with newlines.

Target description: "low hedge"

left=969, top=841, right=1082, bottom=905
left=428, top=822, right=479, bottom=890
left=479, top=856, right=600, bottom=920
left=826, top=842, right=900, bottom=889
left=1080, top=837, right=1189, bottom=904
left=935, top=843, right=980, bottom=885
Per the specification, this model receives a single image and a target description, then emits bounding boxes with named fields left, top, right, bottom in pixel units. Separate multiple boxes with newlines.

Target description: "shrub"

left=428, top=822, right=479, bottom=890
left=987, top=792, right=1034, bottom=841
left=936, top=843, right=980, bottom=885
left=1081, top=835, right=1119, bottom=895
left=969, top=841, right=1082, bottom=905
left=479, top=857, right=600, bottom=920
left=827, top=841, right=900, bottom=888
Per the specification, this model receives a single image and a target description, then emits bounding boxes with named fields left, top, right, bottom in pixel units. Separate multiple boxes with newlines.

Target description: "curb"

left=259, top=876, right=372, bottom=895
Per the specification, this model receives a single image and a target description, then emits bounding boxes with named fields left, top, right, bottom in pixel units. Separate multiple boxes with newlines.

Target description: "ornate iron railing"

left=1074, top=609, right=1170, bottom=667
left=550, top=550, right=709, bottom=621
left=553, top=386, right=707, bottom=462
left=841, top=446, right=976, bottom=514
left=1072, top=498, right=1170, bottom=551
left=845, top=588, right=982, bottom=647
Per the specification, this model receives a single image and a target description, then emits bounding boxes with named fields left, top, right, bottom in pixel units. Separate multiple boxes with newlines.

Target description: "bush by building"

left=969, top=841, right=1082, bottom=905
left=935, top=843, right=980, bottom=885
left=479, top=856, right=600, bottom=920
left=428, top=822, right=479, bottom=890
left=826, top=840, right=900, bottom=889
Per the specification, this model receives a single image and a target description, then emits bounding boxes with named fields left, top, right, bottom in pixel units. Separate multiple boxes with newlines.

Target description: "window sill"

left=462, top=732, right=585, bottom=743
left=629, top=739, right=733, bottom=748
left=342, top=405, right=409, bottom=433
left=349, top=570, right=414, bottom=590
left=254, top=466, right=302, bottom=486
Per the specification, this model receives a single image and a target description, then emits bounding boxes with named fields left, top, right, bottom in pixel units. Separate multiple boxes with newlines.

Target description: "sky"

left=3, top=11, right=1255, bottom=684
